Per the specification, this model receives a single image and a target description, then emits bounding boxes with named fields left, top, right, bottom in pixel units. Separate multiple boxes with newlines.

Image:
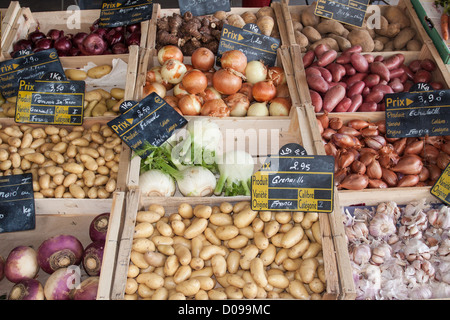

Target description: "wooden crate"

left=0, top=116, right=131, bottom=194
left=283, top=0, right=430, bottom=53
left=1, top=4, right=154, bottom=60
left=0, top=190, right=125, bottom=300
left=290, top=42, right=450, bottom=107
left=1, top=2, right=21, bottom=55
left=110, top=106, right=355, bottom=300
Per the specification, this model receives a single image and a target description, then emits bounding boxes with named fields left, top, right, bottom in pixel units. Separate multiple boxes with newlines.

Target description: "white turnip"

left=4, top=246, right=39, bottom=283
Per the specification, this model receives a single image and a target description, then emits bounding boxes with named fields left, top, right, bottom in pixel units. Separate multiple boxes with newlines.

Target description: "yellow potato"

left=110, top=88, right=125, bottom=100
left=85, top=90, right=103, bottom=102
left=65, top=69, right=87, bottom=81
left=87, top=64, right=112, bottom=79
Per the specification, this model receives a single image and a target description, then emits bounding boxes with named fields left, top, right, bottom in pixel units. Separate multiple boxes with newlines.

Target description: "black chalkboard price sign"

left=15, top=79, right=85, bottom=126
left=314, top=0, right=370, bottom=28
left=99, top=0, right=153, bottom=28
left=217, top=24, right=280, bottom=67
left=251, top=144, right=334, bottom=213
left=384, top=89, right=450, bottom=138
left=178, top=0, right=231, bottom=17
left=0, top=48, right=66, bottom=99
left=431, top=162, right=450, bottom=205
left=0, top=173, right=35, bottom=234
left=107, top=93, right=188, bottom=158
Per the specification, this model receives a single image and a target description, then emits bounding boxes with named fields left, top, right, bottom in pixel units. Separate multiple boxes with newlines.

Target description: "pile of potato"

left=293, top=2, right=422, bottom=52
left=125, top=201, right=326, bottom=300
left=0, top=122, right=121, bottom=199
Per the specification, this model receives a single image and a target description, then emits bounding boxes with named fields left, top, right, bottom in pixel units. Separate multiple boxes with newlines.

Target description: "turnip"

left=37, top=235, right=84, bottom=274
left=8, top=279, right=45, bottom=300
left=82, top=241, right=104, bottom=276
left=214, top=150, right=255, bottom=196
left=70, top=277, right=99, bottom=300
left=4, top=246, right=39, bottom=283
left=43, top=267, right=75, bottom=300
left=89, top=212, right=110, bottom=242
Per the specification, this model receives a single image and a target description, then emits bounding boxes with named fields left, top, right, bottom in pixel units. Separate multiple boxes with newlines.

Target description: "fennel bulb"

left=214, top=150, right=255, bottom=196
left=139, top=169, right=176, bottom=197
left=177, top=166, right=217, bottom=197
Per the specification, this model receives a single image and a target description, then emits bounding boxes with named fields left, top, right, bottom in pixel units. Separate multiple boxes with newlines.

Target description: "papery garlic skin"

left=351, top=244, right=371, bottom=265
left=369, top=213, right=396, bottom=240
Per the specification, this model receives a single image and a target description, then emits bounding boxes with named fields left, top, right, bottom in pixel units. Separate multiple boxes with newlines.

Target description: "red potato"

left=363, top=54, right=374, bottom=64
left=373, top=84, right=394, bottom=95
left=404, top=81, right=414, bottom=92
left=350, top=53, right=369, bottom=73
left=314, top=44, right=330, bottom=58
left=396, top=54, right=405, bottom=66
left=364, top=90, right=384, bottom=104
left=377, top=103, right=385, bottom=111
left=382, top=55, right=402, bottom=71
left=334, top=97, right=352, bottom=112
left=347, top=80, right=365, bottom=98
left=399, top=73, right=408, bottom=83
left=344, top=45, right=362, bottom=54
left=409, top=60, right=421, bottom=73
left=430, top=82, right=444, bottom=90
left=303, top=50, right=315, bottom=68
left=316, top=67, right=332, bottom=82
left=327, top=63, right=346, bottom=82
left=359, top=102, right=377, bottom=112
left=420, top=59, right=436, bottom=72
left=343, top=64, right=356, bottom=76
left=389, top=78, right=404, bottom=92
left=306, top=67, right=322, bottom=77
left=401, top=65, right=414, bottom=80
left=348, top=94, right=363, bottom=112
left=307, top=74, right=329, bottom=93
left=318, top=50, right=338, bottom=67
left=362, top=86, right=370, bottom=97
left=374, top=55, right=384, bottom=62
left=336, top=52, right=351, bottom=64
left=346, top=73, right=367, bottom=87
left=413, top=69, right=432, bottom=83
left=363, top=74, right=380, bottom=88
left=370, top=61, right=390, bottom=81
left=310, top=90, right=323, bottom=112
left=389, top=68, right=405, bottom=79
left=323, top=84, right=346, bottom=112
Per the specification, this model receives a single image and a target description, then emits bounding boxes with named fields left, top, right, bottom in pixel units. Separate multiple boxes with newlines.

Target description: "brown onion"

left=368, top=179, right=388, bottom=188
left=276, top=83, right=290, bottom=98
left=204, top=71, right=214, bottom=87
left=220, top=50, right=247, bottom=73
left=269, top=97, right=291, bottom=116
left=437, top=152, right=450, bottom=170
left=178, top=94, right=202, bottom=115
left=191, top=47, right=215, bottom=72
left=391, top=154, right=423, bottom=175
left=143, top=82, right=166, bottom=98
left=224, top=93, right=250, bottom=117
left=160, top=59, right=187, bottom=84
left=146, top=66, right=163, bottom=83
left=404, top=140, right=424, bottom=155
left=366, top=160, right=382, bottom=179
left=338, top=150, right=356, bottom=169
left=397, top=174, right=419, bottom=187
left=347, top=119, right=370, bottom=130
left=200, top=99, right=230, bottom=117
left=267, top=66, right=286, bottom=86
left=317, top=113, right=329, bottom=129
left=157, top=45, right=183, bottom=65
left=239, top=82, right=254, bottom=101
left=381, top=168, right=398, bottom=187
left=338, top=174, right=369, bottom=190
left=351, top=160, right=366, bottom=175
left=182, top=69, right=208, bottom=94
left=332, top=134, right=355, bottom=148
left=245, top=60, right=268, bottom=84
left=329, top=118, right=344, bottom=130
left=252, top=80, right=277, bottom=102
left=201, top=86, right=222, bottom=101
left=173, top=83, right=189, bottom=98
left=213, top=68, right=242, bottom=95
left=164, top=95, right=179, bottom=108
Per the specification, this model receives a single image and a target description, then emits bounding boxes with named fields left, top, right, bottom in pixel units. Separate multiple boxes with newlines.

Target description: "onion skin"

left=338, top=150, right=356, bottom=169
left=44, top=267, right=74, bottom=300
left=220, top=50, right=247, bottom=73
left=332, top=134, right=355, bottom=148
left=178, top=94, right=202, bottom=115
left=404, top=140, right=424, bottom=155
left=182, top=69, right=208, bottom=95
left=397, top=174, right=419, bottom=187
left=8, top=279, right=45, bottom=300
left=381, top=168, right=398, bottom=187
left=90, top=213, right=110, bottom=242
left=82, top=241, right=105, bottom=276
left=224, top=93, right=250, bottom=117
left=200, top=98, right=231, bottom=117
left=70, top=277, right=99, bottom=300
left=351, top=160, right=366, bottom=175
left=252, top=80, right=277, bottom=102
left=37, top=235, right=84, bottom=274
left=437, top=152, right=450, bottom=170
left=338, top=174, right=369, bottom=190
left=212, top=68, right=242, bottom=95
left=191, top=47, right=215, bottom=72
left=368, top=179, right=388, bottom=188
left=5, top=246, right=39, bottom=283
left=366, top=160, right=383, bottom=179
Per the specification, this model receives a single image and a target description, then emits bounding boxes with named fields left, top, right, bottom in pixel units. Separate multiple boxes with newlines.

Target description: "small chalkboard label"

left=0, top=173, right=35, bottom=234
left=99, top=0, right=153, bottom=28
left=178, top=0, right=231, bottom=17
left=384, top=90, right=450, bottom=138
left=217, top=24, right=280, bottom=67
left=0, top=49, right=66, bottom=99
left=410, top=82, right=431, bottom=92
left=251, top=144, right=334, bottom=212
left=314, top=0, right=370, bottom=28
left=278, top=143, right=308, bottom=156
left=107, top=93, right=188, bottom=158
left=119, top=100, right=138, bottom=113
left=15, top=79, right=85, bottom=126
left=431, top=162, right=450, bottom=205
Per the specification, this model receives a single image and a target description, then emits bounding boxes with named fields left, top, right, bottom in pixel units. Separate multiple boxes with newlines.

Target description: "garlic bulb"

left=404, top=238, right=431, bottom=262
left=345, top=222, right=369, bottom=243
left=409, top=285, right=433, bottom=300
left=428, top=205, right=450, bottom=230
left=350, top=244, right=371, bottom=265
left=369, top=213, right=396, bottom=240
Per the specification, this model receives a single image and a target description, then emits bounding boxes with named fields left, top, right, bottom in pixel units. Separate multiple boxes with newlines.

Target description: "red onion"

left=106, top=28, right=125, bottom=46
left=70, top=277, right=99, bottom=300
left=44, top=267, right=75, bottom=300
left=47, top=29, right=64, bottom=41
left=8, top=279, right=45, bottom=300
left=54, top=36, right=72, bottom=56
left=126, top=31, right=141, bottom=46
left=13, top=39, right=33, bottom=52
left=82, top=241, right=104, bottom=276
left=5, top=246, right=39, bottom=283
left=112, top=42, right=128, bottom=54
left=37, top=234, right=84, bottom=274
left=127, top=23, right=141, bottom=34
left=89, top=213, right=110, bottom=242
left=72, top=32, right=88, bottom=49
left=34, top=38, right=53, bottom=51
left=81, top=33, right=107, bottom=55
left=28, top=29, right=46, bottom=43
